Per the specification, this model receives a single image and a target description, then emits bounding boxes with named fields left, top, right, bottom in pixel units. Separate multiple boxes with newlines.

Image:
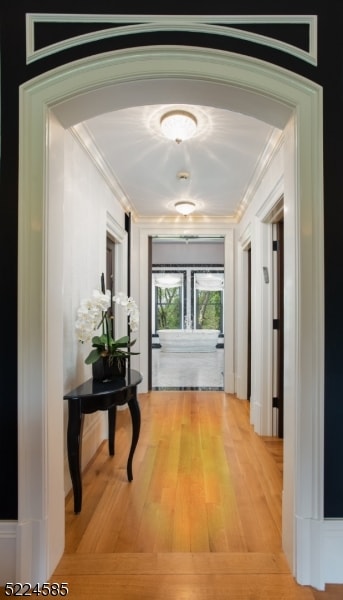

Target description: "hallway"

left=50, top=390, right=341, bottom=598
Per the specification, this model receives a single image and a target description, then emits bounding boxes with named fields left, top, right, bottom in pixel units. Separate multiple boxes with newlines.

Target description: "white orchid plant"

left=75, top=282, right=139, bottom=366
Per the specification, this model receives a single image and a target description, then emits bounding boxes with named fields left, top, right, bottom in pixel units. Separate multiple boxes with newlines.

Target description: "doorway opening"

left=150, top=235, right=224, bottom=390
left=272, top=219, right=284, bottom=438
left=106, top=235, right=115, bottom=337
left=247, top=246, right=252, bottom=401
left=17, top=46, right=324, bottom=586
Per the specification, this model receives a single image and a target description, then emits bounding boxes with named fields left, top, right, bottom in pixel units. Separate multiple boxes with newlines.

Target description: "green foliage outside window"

left=196, top=290, right=222, bottom=330
left=156, top=287, right=182, bottom=329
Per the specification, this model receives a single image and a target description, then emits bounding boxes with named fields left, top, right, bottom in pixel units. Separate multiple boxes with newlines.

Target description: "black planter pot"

left=92, top=356, right=126, bottom=382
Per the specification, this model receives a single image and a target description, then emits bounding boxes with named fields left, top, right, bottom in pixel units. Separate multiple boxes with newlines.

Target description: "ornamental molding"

left=26, top=14, right=317, bottom=66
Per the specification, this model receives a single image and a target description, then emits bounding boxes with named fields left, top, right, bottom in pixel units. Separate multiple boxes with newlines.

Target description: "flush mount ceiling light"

left=174, top=200, right=196, bottom=216
left=177, top=171, right=190, bottom=181
left=160, top=110, right=197, bottom=143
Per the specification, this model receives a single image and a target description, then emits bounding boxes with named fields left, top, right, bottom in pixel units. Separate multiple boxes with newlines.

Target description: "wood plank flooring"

left=48, top=392, right=343, bottom=598
left=64, top=391, right=282, bottom=555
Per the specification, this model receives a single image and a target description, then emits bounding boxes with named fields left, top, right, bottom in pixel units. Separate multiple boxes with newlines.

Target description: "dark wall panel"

left=1, top=1, right=342, bottom=518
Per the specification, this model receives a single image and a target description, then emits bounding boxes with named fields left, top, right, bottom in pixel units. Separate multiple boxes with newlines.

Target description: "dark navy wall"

left=1, top=1, right=342, bottom=519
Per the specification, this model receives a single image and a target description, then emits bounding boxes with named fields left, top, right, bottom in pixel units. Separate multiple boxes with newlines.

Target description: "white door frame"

left=15, top=46, right=328, bottom=586
left=135, top=225, right=235, bottom=395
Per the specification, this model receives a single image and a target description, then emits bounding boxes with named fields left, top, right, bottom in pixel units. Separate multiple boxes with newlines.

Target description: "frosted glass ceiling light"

left=160, top=110, right=197, bottom=143
left=174, top=201, right=196, bottom=216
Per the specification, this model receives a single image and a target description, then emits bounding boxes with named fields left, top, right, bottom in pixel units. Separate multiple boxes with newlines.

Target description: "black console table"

left=64, top=369, right=142, bottom=513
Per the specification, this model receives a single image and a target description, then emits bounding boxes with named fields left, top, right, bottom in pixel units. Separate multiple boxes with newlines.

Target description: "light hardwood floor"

left=47, top=392, right=342, bottom=598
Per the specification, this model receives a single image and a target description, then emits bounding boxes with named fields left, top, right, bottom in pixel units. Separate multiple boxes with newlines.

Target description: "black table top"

left=64, top=369, right=143, bottom=400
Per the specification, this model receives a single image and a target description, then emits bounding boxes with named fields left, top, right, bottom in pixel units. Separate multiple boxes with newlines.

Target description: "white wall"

left=62, top=128, right=127, bottom=493
left=152, top=241, right=224, bottom=264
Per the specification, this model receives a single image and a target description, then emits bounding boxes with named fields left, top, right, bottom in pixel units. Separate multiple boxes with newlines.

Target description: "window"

left=193, top=271, right=224, bottom=331
left=153, top=272, right=185, bottom=330
left=152, top=268, right=224, bottom=331
left=195, top=289, right=223, bottom=330
left=156, top=286, right=182, bottom=329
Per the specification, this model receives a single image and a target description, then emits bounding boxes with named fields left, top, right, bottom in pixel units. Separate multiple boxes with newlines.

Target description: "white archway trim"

left=13, top=45, right=332, bottom=588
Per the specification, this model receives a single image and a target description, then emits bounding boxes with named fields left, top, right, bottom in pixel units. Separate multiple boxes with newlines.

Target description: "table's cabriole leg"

left=108, top=405, right=117, bottom=455
left=127, top=390, right=141, bottom=481
left=67, top=398, right=83, bottom=514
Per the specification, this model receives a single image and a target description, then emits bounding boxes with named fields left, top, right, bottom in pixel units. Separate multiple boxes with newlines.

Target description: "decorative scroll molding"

left=26, top=14, right=317, bottom=66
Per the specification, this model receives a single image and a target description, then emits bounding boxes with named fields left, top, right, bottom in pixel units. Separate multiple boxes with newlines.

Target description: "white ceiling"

left=54, top=78, right=286, bottom=223
left=80, top=103, right=281, bottom=222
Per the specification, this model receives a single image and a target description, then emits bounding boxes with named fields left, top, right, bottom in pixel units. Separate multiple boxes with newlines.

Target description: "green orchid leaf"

left=85, top=348, right=102, bottom=364
left=91, top=335, right=104, bottom=347
left=112, top=335, right=130, bottom=345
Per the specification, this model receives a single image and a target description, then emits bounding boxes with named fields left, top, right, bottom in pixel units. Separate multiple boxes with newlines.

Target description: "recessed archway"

left=17, top=46, right=324, bottom=586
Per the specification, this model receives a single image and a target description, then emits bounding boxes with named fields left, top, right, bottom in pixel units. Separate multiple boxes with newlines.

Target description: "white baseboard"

left=0, top=415, right=107, bottom=586
left=235, top=374, right=246, bottom=400
left=321, top=520, right=343, bottom=585
left=296, top=516, right=343, bottom=589
left=250, top=397, right=262, bottom=432
left=0, top=521, right=16, bottom=585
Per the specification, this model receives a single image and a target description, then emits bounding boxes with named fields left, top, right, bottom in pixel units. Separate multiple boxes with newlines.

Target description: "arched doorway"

left=17, top=46, right=324, bottom=585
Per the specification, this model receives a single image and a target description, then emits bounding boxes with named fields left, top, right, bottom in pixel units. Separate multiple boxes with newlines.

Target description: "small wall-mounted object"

left=263, top=266, right=269, bottom=283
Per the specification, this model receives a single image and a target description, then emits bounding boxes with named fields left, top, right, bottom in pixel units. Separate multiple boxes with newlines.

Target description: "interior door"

left=106, top=236, right=115, bottom=337
left=148, top=235, right=152, bottom=390
left=272, top=220, right=284, bottom=438
left=247, top=247, right=251, bottom=401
